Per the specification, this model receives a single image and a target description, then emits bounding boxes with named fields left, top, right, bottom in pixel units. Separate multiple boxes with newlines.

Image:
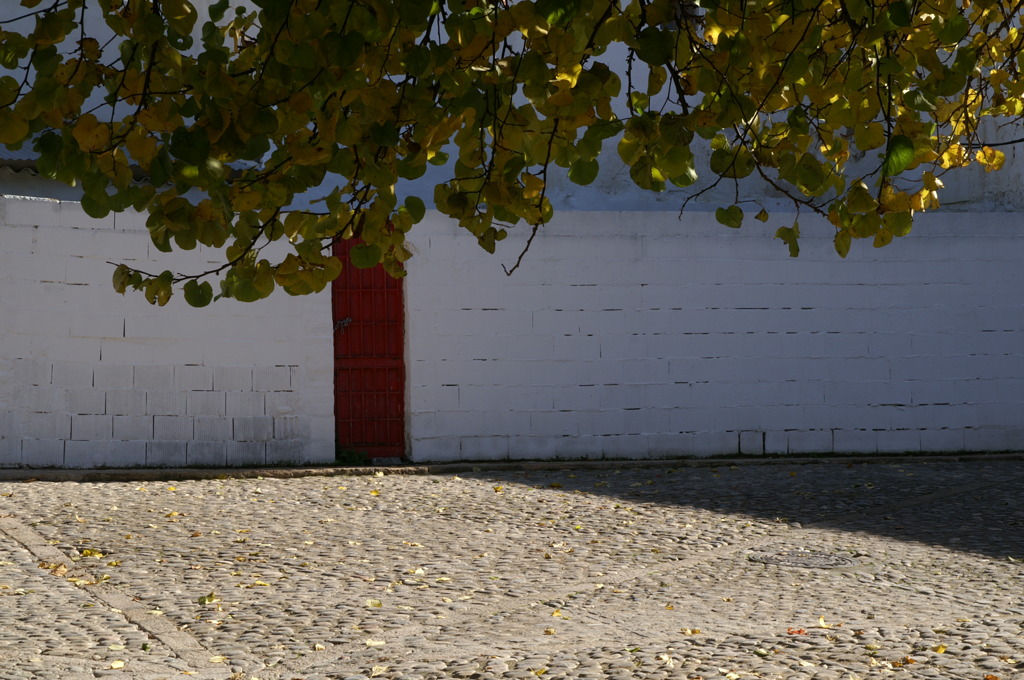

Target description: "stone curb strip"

left=0, top=452, right=1020, bottom=483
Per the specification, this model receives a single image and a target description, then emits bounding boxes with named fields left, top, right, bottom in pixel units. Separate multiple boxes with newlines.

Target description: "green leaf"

left=183, top=280, right=214, bottom=307
left=536, top=0, right=580, bottom=27
left=882, top=135, right=915, bottom=177
left=873, top=228, right=894, bottom=248
left=404, top=196, right=426, bottom=223
left=170, top=127, right=211, bottom=165
left=775, top=222, right=800, bottom=257
left=568, top=158, right=599, bottom=186
left=350, top=243, right=382, bottom=269
left=710, top=146, right=754, bottom=179
left=883, top=211, right=913, bottom=237
left=81, top=193, right=110, bottom=219
left=904, top=89, right=936, bottom=112
left=834, top=230, right=852, bottom=258
left=715, top=205, right=744, bottom=229
left=887, top=0, right=912, bottom=28
left=208, top=0, right=230, bottom=21
left=636, top=27, right=673, bottom=65
left=936, top=15, right=969, bottom=45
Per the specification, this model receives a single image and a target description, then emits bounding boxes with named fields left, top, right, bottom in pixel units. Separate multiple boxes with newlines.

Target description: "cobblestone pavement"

left=0, top=457, right=1022, bottom=680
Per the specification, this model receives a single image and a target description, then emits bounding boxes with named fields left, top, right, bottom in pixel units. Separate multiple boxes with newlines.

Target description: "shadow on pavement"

left=462, top=459, right=1024, bottom=560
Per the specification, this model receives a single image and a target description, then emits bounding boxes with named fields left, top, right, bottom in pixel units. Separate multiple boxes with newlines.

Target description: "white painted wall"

left=0, top=195, right=334, bottom=468
left=405, top=209, right=1024, bottom=461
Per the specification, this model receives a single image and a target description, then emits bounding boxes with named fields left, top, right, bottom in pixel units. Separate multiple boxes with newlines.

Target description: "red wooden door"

left=332, top=241, right=406, bottom=460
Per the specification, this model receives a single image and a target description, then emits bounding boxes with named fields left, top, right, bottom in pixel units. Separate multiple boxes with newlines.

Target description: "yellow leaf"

left=365, top=639, right=386, bottom=647
left=818, top=616, right=834, bottom=628
left=366, top=599, right=383, bottom=608
left=370, top=666, right=388, bottom=677
left=209, top=656, right=226, bottom=663
left=370, top=489, right=380, bottom=496
left=522, top=173, right=544, bottom=200
left=933, top=644, right=947, bottom=653
left=0, top=109, right=29, bottom=145
left=110, top=660, right=125, bottom=669
left=544, top=627, right=556, bottom=635
left=72, top=114, right=111, bottom=152
left=314, top=643, right=326, bottom=651
left=976, top=146, right=1005, bottom=172
left=108, top=644, right=125, bottom=651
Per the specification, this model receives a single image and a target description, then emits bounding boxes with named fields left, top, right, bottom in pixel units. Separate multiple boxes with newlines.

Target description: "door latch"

left=334, top=317, right=352, bottom=333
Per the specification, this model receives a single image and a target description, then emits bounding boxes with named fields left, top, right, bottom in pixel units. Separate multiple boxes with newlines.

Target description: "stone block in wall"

left=0, top=438, right=22, bottom=467
left=409, top=437, right=460, bottom=463
left=93, top=365, right=134, bottom=390
left=762, top=431, right=789, bottom=455
left=12, top=359, right=51, bottom=386
left=113, top=209, right=148, bottom=231
left=964, top=427, right=1016, bottom=451
left=23, top=386, right=67, bottom=413
left=22, top=439, right=64, bottom=467
left=3, top=197, right=61, bottom=227
left=506, top=436, right=561, bottom=460
left=546, top=436, right=605, bottom=459
left=786, top=429, right=834, bottom=455
left=233, top=416, right=273, bottom=441
left=147, top=441, right=187, bottom=466
left=832, top=429, right=878, bottom=454
left=194, top=416, right=232, bottom=441
left=134, top=366, right=174, bottom=391
left=458, top=436, right=509, bottom=461
left=146, top=391, right=187, bottom=416
left=646, top=433, right=691, bottom=457
left=739, top=431, right=765, bottom=455
left=599, top=433, right=649, bottom=458
left=67, top=388, right=107, bottom=415
left=186, top=391, right=226, bottom=417
left=0, top=411, right=19, bottom=439
left=265, top=391, right=299, bottom=416
left=59, top=200, right=114, bottom=231
left=877, top=429, right=921, bottom=454
left=266, top=439, right=305, bottom=464
left=187, top=441, right=227, bottom=467
left=106, top=390, right=148, bottom=416
left=225, top=392, right=265, bottom=417
left=273, top=416, right=309, bottom=440
left=919, top=429, right=965, bottom=452
left=154, top=415, right=193, bottom=440
left=104, top=441, right=148, bottom=467
left=113, top=415, right=153, bottom=440
left=71, top=415, right=112, bottom=440
left=226, top=441, right=265, bottom=466
left=64, top=441, right=100, bottom=468
left=174, top=365, right=214, bottom=391
left=253, top=365, right=291, bottom=391
left=51, top=361, right=94, bottom=388
left=690, top=431, right=741, bottom=457
left=213, top=366, right=253, bottom=392
left=21, top=412, right=71, bottom=439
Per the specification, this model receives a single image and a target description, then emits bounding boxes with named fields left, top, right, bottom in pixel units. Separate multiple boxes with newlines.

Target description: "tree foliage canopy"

left=0, top=0, right=1020, bottom=304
